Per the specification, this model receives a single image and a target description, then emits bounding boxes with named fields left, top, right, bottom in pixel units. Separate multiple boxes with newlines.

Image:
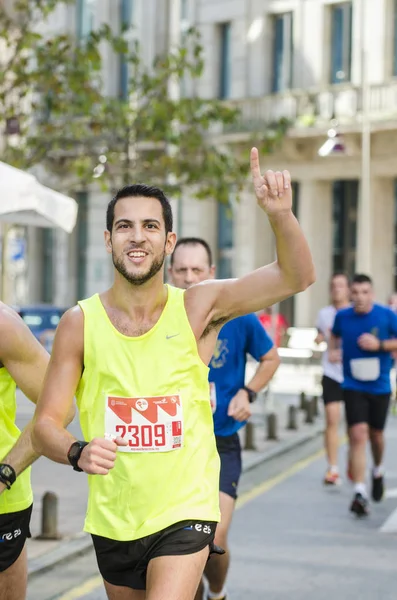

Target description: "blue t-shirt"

left=209, top=314, right=274, bottom=437
left=332, top=304, right=397, bottom=394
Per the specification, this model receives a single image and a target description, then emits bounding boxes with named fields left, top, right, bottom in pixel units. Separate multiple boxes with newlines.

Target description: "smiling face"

left=104, top=196, right=176, bottom=286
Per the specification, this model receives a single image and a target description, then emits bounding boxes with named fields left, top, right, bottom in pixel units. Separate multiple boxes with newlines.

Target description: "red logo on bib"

left=108, top=396, right=181, bottom=424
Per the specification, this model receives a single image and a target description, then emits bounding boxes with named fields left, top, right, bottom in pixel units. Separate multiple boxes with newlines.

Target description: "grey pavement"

left=33, top=411, right=397, bottom=600
left=13, top=362, right=324, bottom=573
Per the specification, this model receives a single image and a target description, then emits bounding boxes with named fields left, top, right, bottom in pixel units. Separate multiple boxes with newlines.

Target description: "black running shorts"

left=216, top=433, right=242, bottom=499
left=343, top=389, right=390, bottom=430
left=92, top=519, right=219, bottom=590
left=322, top=375, right=343, bottom=405
left=0, top=504, right=32, bottom=572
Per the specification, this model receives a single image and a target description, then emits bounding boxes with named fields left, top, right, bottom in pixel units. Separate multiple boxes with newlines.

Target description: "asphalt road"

left=26, top=414, right=397, bottom=600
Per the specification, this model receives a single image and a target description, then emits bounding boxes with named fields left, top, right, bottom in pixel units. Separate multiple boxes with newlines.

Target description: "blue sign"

left=8, top=238, right=26, bottom=262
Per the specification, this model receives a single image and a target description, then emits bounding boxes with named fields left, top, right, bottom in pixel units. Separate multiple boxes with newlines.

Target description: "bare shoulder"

left=184, top=279, right=221, bottom=315
left=51, top=305, right=84, bottom=358
left=0, top=301, right=24, bottom=330
left=184, top=279, right=229, bottom=338
left=59, top=305, right=84, bottom=328
left=0, top=302, right=35, bottom=357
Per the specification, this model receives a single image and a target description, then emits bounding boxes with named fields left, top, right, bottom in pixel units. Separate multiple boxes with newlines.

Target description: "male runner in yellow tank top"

left=0, top=303, right=49, bottom=600
left=33, top=148, right=315, bottom=600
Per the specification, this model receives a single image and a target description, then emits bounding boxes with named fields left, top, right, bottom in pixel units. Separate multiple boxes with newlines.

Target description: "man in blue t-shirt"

left=330, top=273, right=397, bottom=517
left=169, top=237, right=280, bottom=600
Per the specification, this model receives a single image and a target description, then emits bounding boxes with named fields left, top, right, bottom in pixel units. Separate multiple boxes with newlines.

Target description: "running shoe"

left=371, top=474, right=384, bottom=502
left=350, top=493, right=369, bottom=517
left=323, top=470, right=341, bottom=486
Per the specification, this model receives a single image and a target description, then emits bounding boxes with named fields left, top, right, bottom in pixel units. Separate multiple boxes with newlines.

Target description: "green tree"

left=0, top=0, right=289, bottom=202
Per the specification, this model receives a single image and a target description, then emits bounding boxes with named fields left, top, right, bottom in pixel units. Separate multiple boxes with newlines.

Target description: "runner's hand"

left=78, top=436, right=128, bottom=475
left=328, top=348, right=342, bottom=363
left=228, top=389, right=252, bottom=422
left=250, top=147, right=292, bottom=216
left=358, top=333, right=381, bottom=352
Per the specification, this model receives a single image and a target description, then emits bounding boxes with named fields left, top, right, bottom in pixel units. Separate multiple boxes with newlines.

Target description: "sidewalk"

left=13, top=363, right=324, bottom=578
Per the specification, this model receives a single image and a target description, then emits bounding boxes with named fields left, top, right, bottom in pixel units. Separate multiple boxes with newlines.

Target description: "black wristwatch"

left=243, top=386, right=257, bottom=403
left=67, top=441, right=88, bottom=472
left=0, top=464, right=16, bottom=489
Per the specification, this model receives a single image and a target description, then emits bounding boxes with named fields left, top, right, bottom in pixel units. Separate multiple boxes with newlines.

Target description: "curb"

left=241, top=424, right=324, bottom=473
left=27, top=424, right=324, bottom=580
left=28, top=532, right=93, bottom=580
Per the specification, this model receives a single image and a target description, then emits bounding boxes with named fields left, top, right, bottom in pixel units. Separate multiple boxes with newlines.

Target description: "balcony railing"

left=225, top=81, right=397, bottom=134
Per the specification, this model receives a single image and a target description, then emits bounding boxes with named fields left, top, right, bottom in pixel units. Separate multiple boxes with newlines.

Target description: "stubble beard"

left=112, top=249, right=166, bottom=286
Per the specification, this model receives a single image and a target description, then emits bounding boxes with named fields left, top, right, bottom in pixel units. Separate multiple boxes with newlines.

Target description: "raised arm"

left=186, top=148, right=315, bottom=330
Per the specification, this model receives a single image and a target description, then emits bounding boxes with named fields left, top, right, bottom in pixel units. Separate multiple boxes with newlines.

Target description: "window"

left=181, top=0, right=188, bottom=23
left=332, top=180, right=358, bottom=277
left=219, top=23, right=231, bottom=99
left=393, top=0, right=397, bottom=76
left=119, top=0, right=134, bottom=100
left=76, top=192, right=89, bottom=300
left=330, top=2, right=352, bottom=84
left=272, top=13, right=293, bottom=92
left=41, top=229, right=53, bottom=303
left=76, top=0, right=95, bottom=39
left=217, top=200, right=234, bottom=279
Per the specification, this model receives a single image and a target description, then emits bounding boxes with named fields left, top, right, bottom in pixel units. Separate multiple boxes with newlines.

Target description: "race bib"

left=350, top=358, right=380, bottom=382
left=105, top=395, right=183, bottom=453
left=209, top=382, right=216, bottom=414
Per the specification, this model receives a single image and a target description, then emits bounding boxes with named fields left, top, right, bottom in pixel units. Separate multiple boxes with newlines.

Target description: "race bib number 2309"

left=106, top=395, right=183, bottom=453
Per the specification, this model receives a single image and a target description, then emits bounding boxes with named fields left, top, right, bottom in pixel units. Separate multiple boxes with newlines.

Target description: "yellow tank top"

left=76, top=285, right=220, bottom=541
left=0, top=367, right=32, bottom=514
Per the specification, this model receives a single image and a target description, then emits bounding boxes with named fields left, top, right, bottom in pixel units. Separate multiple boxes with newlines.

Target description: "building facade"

left=8, top=0, right=397, bottom=327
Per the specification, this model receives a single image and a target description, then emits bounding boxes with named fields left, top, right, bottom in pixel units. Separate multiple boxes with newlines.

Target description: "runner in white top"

left=315, top=273, right=350, bottom=485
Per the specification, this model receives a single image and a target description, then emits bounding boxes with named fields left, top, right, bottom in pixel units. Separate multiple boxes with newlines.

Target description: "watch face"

left=2, top=466, right=13, bottom=478
left=69, top=443, right=81, bottom=459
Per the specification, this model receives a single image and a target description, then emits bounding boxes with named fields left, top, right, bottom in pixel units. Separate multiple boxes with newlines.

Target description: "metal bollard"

left=299, top=391, right=306, bottom=411
left=267, top=412, right=278, bottom=440
left=312, top=395, right=319, bottom=417
left=244, top=421, right=256, bottom=450
left=36, top=492, right=61, bottom=540
left=305, top=398, right=314, bottom=424
left=287, top=405, right=298, bottom=430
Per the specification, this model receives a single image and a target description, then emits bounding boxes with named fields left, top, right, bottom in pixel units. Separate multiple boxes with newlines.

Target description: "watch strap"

left=0, top=464, right=16, bottom=489
left=243, top=386, right=257, bottom=403
left=67, top=441, right=88, bottom=472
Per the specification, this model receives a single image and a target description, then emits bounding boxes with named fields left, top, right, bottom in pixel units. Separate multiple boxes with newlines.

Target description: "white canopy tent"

left=0, top=161, right=79, bottom=303
left=0, top=161, right=78, bottom=232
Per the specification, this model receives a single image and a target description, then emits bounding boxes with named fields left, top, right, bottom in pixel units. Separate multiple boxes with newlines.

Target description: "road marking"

left=380, top=507, right=397, bottom=533
left=57, top=440, right=336, bottom=598
left=385, top=487, right=397, bottom=499
left=236, top=447, right=325, bottom=509
left=56, top=575, right=102, bottom=600
left=380, top=488, right=397, bottom=532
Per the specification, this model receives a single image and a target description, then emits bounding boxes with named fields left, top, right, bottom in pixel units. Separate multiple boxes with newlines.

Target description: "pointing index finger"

left=250, top=147, right=261, bottom=183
